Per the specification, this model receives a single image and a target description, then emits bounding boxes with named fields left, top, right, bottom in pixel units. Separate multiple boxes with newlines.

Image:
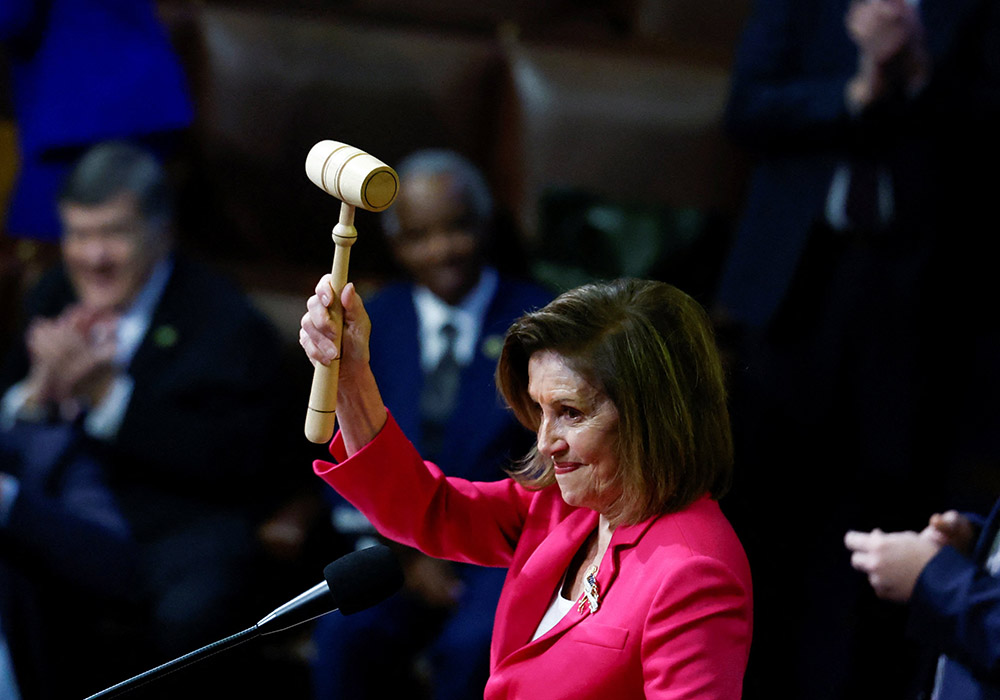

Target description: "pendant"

left=576, top=564, right=600, bottom=614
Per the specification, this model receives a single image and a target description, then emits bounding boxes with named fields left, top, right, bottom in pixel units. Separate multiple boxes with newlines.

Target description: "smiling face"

left=528, top=350, right=621, bottom=513
left=60, top=192, right=167, bottom=313
left=389, top=171, right=486, bottom=306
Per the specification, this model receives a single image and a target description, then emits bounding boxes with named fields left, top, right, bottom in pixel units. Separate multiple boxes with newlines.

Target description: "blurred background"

left=12, top=2, right=995, bottom=699
left=0, top=0, right=752, bottom=352
left=0, top=3, right=756, bottom=697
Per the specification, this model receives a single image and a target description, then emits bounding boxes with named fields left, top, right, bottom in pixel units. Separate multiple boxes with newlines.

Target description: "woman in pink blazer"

left=300, top=277, right=753, bottom=699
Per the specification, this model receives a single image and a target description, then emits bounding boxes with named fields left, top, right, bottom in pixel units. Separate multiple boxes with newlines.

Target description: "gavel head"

left=305, top=140, right=399, bottom=212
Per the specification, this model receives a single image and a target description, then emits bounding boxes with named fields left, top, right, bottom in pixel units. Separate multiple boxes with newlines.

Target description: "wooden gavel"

left=303, top=140, right=399, bottom=444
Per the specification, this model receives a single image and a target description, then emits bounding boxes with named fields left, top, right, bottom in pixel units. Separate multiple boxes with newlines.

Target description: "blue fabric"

left=909, top=499, right=1000, bottom=699
left=1, top=0, right=194, bottom=240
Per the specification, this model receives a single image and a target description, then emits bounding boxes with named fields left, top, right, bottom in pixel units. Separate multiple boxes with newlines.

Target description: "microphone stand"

left=83, top=545, right=402, bottom=698
left=84, top=581, right=333, bottom=699
left=83, top=626, right=260, bottom=699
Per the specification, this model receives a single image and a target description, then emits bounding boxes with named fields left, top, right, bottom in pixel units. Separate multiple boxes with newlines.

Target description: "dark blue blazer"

left=364, top=277, right=552, bottom=483
left=909, top=499, right=1000, bottom=699
left=715, top=0, right=1000, bottom=330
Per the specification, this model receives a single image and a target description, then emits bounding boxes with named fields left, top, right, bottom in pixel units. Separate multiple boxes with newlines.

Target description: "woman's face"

left=528, top=350, right=621, bottom=513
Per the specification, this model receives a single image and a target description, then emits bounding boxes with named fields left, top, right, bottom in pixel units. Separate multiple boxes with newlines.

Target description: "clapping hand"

left=23, top=304, right=119, bottom=412
left=844, top=510, right=975, bottom=603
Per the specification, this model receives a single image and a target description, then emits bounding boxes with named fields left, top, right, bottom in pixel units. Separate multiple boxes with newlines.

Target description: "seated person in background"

left=0, top=140, right=294, bottom=695
left=0, top=420, right=137, bottom=699
left=300, top=275, right=753, bottom=699
left=309, top=149, right=553, bottom=700
left=845, top=503, right=1000, bottom=699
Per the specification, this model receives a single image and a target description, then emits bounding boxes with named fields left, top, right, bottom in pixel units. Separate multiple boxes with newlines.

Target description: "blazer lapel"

left=495, top=510, right=659, bottom=667
left=494, top=507, right=599, bottom=663
left=540, top=515, right=657, bottom=637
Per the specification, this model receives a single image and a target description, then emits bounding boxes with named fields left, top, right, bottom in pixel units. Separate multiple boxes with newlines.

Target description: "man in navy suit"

left=846, top=502, right=1000, bottom=699
left=715, top=0, right=1000, bottom=696
left=309, top=149, right=552, bottom=700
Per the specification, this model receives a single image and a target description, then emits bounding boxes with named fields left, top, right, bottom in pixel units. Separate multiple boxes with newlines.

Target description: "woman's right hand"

left=300, top=276, right=371, bottom=376
left=299, top=276, right=387, bottom=452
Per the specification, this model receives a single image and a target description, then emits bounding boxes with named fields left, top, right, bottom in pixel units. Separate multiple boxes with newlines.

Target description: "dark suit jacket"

left=0, top=255, right=295, bottom=657
left=363, top=277, right=552, bottom=483
left=909, top=499, right=1000, bottom=699
left=0, top=421, right=137, bottom=699
left=716, top=0, right=1000, bottom=330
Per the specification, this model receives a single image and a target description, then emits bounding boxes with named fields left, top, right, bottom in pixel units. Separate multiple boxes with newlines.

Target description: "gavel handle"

left=305, top=203, right=357, bottom=444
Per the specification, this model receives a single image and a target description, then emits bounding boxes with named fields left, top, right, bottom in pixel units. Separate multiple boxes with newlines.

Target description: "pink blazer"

left=315, top=413, right=752, bottom=699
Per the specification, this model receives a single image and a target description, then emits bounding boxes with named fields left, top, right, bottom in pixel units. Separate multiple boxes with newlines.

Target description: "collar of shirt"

left=413, top=267, right=499, bottom=371
left=115, top=256, right=174, bottom=367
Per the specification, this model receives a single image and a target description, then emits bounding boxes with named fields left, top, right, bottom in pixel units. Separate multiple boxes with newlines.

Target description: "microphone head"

left=324, top=544, right=404, bottom=615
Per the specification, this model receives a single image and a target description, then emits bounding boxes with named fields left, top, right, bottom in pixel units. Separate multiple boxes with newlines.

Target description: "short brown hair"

left=496, top=278, right=732, bottom=526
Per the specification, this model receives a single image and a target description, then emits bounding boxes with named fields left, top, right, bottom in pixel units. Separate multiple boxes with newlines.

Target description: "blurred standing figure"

left=0, top=141, right=292, bottom=696
left=714, top=0, right=1000, bottom=697
left=0, top=0, right=193, bottom=242
left=310, top=149, right=552, bottom=700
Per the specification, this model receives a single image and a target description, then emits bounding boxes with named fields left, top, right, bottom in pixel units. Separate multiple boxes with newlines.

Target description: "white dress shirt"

left=412, top=266, right=499, bottom=371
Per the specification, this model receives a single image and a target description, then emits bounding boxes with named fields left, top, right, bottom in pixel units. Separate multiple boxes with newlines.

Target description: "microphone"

left=257, top=542, right=403, bottom=633
left=84, top=544, right=403, bottom=699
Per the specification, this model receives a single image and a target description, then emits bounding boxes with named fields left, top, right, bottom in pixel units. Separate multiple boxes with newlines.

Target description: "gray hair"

left=381, top=149, right=494, bottom=238
left=58, top=140, right=173, bottom=225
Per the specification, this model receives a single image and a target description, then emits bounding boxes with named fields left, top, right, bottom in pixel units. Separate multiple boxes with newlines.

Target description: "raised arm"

left=299, top=276, right=387, bottom=453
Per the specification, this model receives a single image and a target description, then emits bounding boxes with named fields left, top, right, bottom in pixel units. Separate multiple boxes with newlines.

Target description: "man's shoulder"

left=496, top=275, right=553, bottom=301
left=489, top=276, right=553, bottom=321
left=156, top=256, right=282, bottom=344
left=162, top=257, right=264, bottom=317
left=364, top=281, right=416, bottom=319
